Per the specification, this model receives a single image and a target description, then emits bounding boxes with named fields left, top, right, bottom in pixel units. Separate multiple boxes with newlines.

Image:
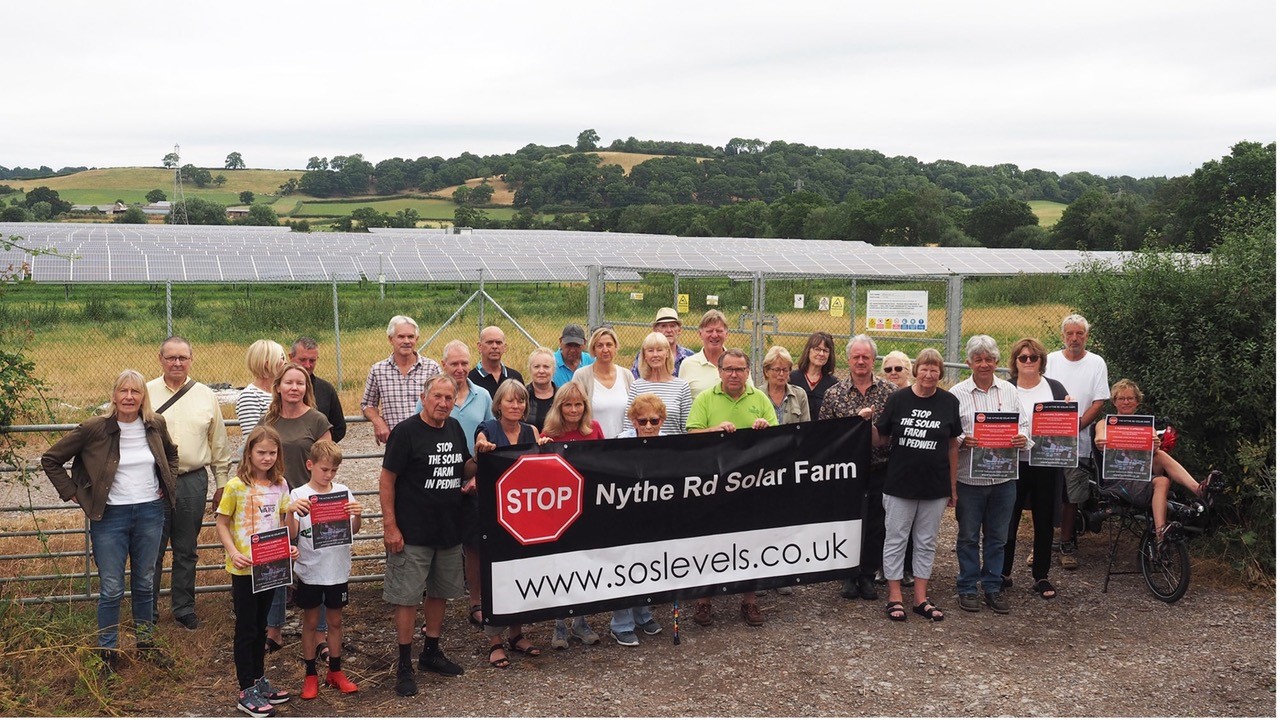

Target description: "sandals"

left=315, top=641, right=330, bottom=662
left=913, top=599, right=945, bottom=622
left=487, top=642, right=510, bottom=669
left=468, top=605, right=484, bottom=628
left=507, top=633, right=541, bottom=657
left=884, top=601, right=906, bottom=622
left=1034, top=579, right=1057, bottom=600
left=264, top=637, right=282, bottom=654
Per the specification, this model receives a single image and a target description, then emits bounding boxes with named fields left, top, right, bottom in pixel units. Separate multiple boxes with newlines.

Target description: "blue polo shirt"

left=553, top=350, right=594, bottom=386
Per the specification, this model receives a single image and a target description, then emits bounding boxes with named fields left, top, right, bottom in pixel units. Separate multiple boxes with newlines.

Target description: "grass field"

left=10, top=168, right=305, bottom=205
left=1029, top=200, right=1067, bottom=227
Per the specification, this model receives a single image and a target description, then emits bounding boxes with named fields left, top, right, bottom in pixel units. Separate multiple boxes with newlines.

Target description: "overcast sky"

left=4, top=1, right=1273, bottom=177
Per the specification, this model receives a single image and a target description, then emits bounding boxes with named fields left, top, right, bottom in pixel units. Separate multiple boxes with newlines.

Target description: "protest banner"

left=250, top=526, right=292, bottom=594
left=1030, top=401, right=1079, bottom=468
left=308, top=490, right=353, bottom=550
left=970, top=411, right=1020, bottom=480
left=476, top=418, right=868, bottom=626
left=1102, top=414, right=1155, bottom=482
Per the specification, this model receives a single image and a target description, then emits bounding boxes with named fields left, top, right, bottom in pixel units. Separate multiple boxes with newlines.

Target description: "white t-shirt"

left=108, top=419, right=160, bottom=505
left=592, top=376, right=629, bottom=439
left=1014, top=378, right=1056, bottom=462
left=1045, top=350, right=1109, bottom=456
left=290, top=482, right=356, bottom=586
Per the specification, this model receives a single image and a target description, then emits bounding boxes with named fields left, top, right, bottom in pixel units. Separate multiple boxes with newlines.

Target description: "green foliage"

left=168, top=196, right=227, bottom=225
left=0, top=206, right=29, bottom=223
left=238, top=190, right=255, bottom=205
left=113, top=207, right=148, bottom=224
left=965, top=197, right=1038, bottom=246
left=576, top=128, right=600, bottom=152
left=1173, top=141, right=1276, bottom=251
left=162, top=152, right=179, bottom=168
left=23, top=186, right=71, bottom=215
left=236, top=204, right=279, bottom=227
left=225, top=151, right=245, bottom=170
left=179, top=164, right=212, bottom=188
left=1072, top=210, right=1276, bottom=584
left=144, top=188, right=166, bottom=203
left=80, top=294, right=129, bottom=322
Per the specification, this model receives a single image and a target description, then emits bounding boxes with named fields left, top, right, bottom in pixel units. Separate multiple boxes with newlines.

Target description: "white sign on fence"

left=865, top=290, right=928, bottom=332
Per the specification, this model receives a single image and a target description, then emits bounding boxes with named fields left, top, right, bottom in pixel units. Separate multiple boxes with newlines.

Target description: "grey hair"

left=442, top=339, right=470, bottom=362
left=291, top=336, right=318, bottom=355
left=1061, top=314, right=1090, bottom=333
left=965, top=334, right=1000, bottom=361
left=387, top=315, right=419, bottom=337
left=846, top=333, right=878, bottom=358
left=423, top=373, right=459, bottom=397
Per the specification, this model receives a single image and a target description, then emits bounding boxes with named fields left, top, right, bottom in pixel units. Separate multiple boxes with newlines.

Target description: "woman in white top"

left=571, top=327, right=632, bottom=438
left=623, top=332, right=692, bottom=434
left=236, top=339, right=286, bottom=437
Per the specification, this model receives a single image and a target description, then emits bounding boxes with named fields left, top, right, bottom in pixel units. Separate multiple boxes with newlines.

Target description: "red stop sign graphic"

left=496, top=454, right=584, bottom=545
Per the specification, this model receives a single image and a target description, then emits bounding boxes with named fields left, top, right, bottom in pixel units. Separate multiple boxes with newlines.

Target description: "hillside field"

left=1029, top=200, right=1067, bottom=227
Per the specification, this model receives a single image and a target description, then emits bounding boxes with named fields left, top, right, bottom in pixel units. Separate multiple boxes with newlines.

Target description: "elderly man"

left=687, top=348, right=777, bottom=627
left=362, top=315, right=442, bottom=444
left=630, top=307, right=695, bottom=379
left=818, top=334, right=896, bottom=602
left=951, top=335, right=1029, bottom=614
left=1045, top=314, right=1109, bottom=570
left=552, top=324, right=593, bottom=386
left=148, top=336, right=231, bottom=631
left=469, top=326, right=524, bottom=398
left=290, top=336, right=346, bottom=443
left=679, top=310, right=753, bottom=398
left=380, top=374, right=475, bottom=697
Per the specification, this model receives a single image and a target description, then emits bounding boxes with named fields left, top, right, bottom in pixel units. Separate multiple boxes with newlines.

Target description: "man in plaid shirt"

left=361, top=315, right=442, bottom=444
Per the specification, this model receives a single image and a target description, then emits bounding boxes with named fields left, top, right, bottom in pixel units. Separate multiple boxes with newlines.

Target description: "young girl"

left=289, top=440, right=362, bottom=699
left=541, top=380, right=605, bottom=649
left=216, top=425, right=299, bottom=718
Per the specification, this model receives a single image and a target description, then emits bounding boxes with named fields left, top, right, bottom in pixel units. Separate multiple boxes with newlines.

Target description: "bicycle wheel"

left=1139, top=526, right=1190, bottom=603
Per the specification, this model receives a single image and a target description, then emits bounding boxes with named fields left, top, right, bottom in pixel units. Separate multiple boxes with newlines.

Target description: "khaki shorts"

left=382, top=544, right=464, bottom=606
left=1063, top=459, right=1096, bottom=504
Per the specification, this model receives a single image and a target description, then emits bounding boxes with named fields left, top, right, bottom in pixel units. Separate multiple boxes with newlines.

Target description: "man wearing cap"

left=469, top=326, right=524, bottom=398
left=553, top=324, right=594, bottom=386
left=630, top=307, right=695, bottom=379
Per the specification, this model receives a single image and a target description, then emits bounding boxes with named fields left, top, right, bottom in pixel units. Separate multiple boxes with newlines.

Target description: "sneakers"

left=740, top=602, right=765, bottom=626
left=637, top=618, right=663, bottom=636
left=1059, top=541, right=1079, bottom=570
left=299, top=675, right=319, bottom=701
left=610, top=629, right=640, bottom=647
left=394, top=666, right=417, bottom=697
left=569, top=617, right=600, bottom=645
left=418, top=649, right=464, bottom=676
left=550, top=621, right=570, bottom=649
left=692, top=600, right=713, bottom=626
left=174, top=613, right=200, bottom=631
left=254, top=677, right=290, bottom=705
left=237, top=687, right=277, bottom=718
left=957, top=593, right=981, bottom=612
left=983, top=591, right=1011, bottom=614
left=324, top=670, right=358, bottom=694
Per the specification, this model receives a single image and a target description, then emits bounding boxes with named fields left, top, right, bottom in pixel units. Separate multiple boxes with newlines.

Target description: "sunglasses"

left=634, top=417, right=663, bottom=427
left=1016, top=354, right=1041, bottom=363
left=884, top=366, right=904, bottom=373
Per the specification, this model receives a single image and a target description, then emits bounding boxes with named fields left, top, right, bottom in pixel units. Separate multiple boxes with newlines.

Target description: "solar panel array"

left=0, top=223, right=1130, bottom=283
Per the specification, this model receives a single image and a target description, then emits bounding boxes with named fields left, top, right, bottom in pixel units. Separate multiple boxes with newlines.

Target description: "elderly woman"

left=873, top=349, right=962, bottom=622
left=1093, top=379, right=1212, bottom=544
left=607, top=393, right=670, bottom=644
left=474, top=380, right=551, bottom=667
left=42, top=370, right=179, bottom=670
left=623, top=332, right=692, bottom=434
left=237, top=339, right=287, bottom=436
left=1003, top=338, right=1069, bottom=600
left=262, top=362, right=333, bottom=653
left=525, top=346, right=557, bottom=431
left=881, top=350, right=913, bottom=390
left=572, top=326, right=632, bottom=438
left=789, top=331, right=838, bottom=418
left=763, top=346, right=810, bottom=425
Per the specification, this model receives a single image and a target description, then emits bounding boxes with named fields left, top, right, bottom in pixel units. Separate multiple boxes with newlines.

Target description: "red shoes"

left=300, top=670, right=358, bottom=700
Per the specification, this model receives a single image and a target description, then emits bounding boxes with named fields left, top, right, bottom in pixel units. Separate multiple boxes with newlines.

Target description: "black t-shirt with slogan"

left=382, top=414, right=472, bottom=548
left=875, top=387, right=963, bottom=500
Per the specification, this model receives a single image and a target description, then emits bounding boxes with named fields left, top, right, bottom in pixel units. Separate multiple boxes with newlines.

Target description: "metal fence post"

left=673, top=273, right=680, bottom=311
left=752, top=272, right=764, bottom=384
left=946, top=275, right=964, bottom=384
left=849, top=277, right=858, bottom=341
left=165, top=280, right=173, bottom=338
left=332, top=277, right=344, bottom=391
left=478, top=270, right=485, bottom=333
left=587, top=265, right=601, bottom=330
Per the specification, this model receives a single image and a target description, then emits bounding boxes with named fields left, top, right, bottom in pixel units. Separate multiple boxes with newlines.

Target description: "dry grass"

left=427, top=177, right=517, bottom=205
left=14, top=168, right=304, bottom=196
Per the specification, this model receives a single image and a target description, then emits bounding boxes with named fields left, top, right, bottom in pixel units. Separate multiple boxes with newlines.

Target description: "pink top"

left=547, top=420, right=605, bottom=442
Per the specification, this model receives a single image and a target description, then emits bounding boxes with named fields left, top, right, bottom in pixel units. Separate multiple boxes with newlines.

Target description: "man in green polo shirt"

left=686, top=348, right=777, bottom=627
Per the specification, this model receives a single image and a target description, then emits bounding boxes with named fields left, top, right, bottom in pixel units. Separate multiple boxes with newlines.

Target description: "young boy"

left=289, top=440, right=363, bottom=699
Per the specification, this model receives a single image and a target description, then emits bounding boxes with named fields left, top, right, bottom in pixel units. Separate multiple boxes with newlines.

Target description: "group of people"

left=40, top=306, right=1213, bottom=713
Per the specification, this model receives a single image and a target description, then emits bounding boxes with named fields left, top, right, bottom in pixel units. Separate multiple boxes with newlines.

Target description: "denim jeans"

left=89, top=499, right=166, bottom=650
left=610, top=605, right=655, bottom=634
left=154, top=468, right=208, bottom=621
left=955, top=481, right=1018, bottom=594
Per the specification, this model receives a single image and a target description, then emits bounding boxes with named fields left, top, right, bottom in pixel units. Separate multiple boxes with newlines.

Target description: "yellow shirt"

left=216, top=476, right=291, bottom=575
left=147, top=377, right=232, bottom=487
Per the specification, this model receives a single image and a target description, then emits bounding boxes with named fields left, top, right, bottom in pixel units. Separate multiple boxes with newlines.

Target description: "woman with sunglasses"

left=790, top=331, right=838, bottom=418
left=1003, top=337, right=1069, bottom=599
left=881, top=351, right=914, bottom=390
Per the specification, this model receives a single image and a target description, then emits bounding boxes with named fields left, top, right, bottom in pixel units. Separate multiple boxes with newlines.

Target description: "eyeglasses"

left=721, top=366, right=748, bottom=374
left=162, top=355, right=191, bottom=363
left=883, top=366, right=904, bottom=373
left=1016, top=355, right=1041, bottom=363
left=634, top=417, right=663, bottom=427
left=765, top=366, right=790, bottom=374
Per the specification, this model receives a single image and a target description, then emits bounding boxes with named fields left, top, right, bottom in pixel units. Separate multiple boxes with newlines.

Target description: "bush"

left=1071, top=211, right=1275, bottom=584
left=80, top=295, right=128, bottom=323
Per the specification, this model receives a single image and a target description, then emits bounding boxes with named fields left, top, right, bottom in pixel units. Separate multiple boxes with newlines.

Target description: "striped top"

left=235, top=384, right=272, bottom=437
left=622, top=377, right=692, bottom=435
